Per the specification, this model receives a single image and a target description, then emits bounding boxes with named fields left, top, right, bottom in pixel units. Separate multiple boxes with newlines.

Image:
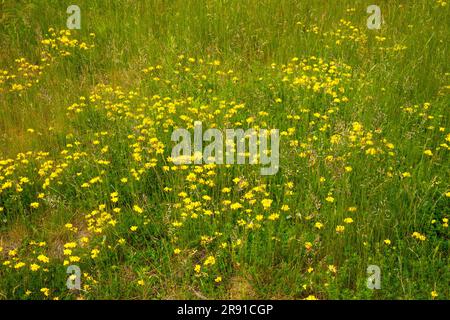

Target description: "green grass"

left=0, top=0, right=449, bottom=300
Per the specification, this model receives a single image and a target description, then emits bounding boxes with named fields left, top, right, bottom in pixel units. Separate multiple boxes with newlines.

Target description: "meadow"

left=0, top=0, right=448, bottom=300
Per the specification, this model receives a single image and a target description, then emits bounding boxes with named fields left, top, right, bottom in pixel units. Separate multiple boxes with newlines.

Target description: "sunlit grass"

left=0, top=0, right=448, bottom=300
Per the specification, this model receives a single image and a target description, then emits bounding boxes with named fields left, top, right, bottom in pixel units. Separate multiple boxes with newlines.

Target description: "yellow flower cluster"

left=0, top=28, right=94, bottom=94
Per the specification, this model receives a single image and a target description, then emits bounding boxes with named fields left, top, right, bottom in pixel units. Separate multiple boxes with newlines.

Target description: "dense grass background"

left=1, top=0, right=448, bottom=155
left=0, top=0, right=448, bottom=299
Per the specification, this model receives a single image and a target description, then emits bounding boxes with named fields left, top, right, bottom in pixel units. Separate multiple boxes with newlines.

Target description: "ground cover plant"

left=0, top=0, right=448, bottom=300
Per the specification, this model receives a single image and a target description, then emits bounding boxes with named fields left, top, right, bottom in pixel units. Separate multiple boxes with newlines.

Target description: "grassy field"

left=0, top=0, right=449, bottom=300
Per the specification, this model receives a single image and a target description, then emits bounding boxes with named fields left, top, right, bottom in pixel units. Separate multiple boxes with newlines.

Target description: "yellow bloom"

left=110, top=192, right=119, bottom=203
left=30, top=202, right=39, bottom=209
left=64, top=242, right=77, bottom=249
left=130, top=226, right=138, bottom=231
left=214, top=276, right=222, bottom=283
left=412, top=232, right=426, bottom=241
left=230, top=202, right=243, bottom=210
left=172, top=221, right=183, bottom=227
left=91, top=249, right=100, bottom=258
left=343, top=217, right=354, bottom=224
left=40, top=288, right=50, bottom=297
left=9, top=249, right=18, bottom=257
left=314, top=222, right=324, bottom=229
left=203, top=210, right=213, bottom=216
left=37, top=254, right=50, bottom=263
left=402, top=172, right=411, bottom=178
left=261, top=198, right=273, bottom=209
left=30, top=263, right=40, bottom=271
left=328, top=265, right=337, bottom=273
left=69, top=256, right=80, bottom=262
left=268, top=213, right=280, bottom=221
left=365, top=148, right=377, bottom=155
left=133, top=205, right=143, bottom=214
left=203, top=256, right=216, bottom=266
left=178, top=192, right=188, bottom=198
